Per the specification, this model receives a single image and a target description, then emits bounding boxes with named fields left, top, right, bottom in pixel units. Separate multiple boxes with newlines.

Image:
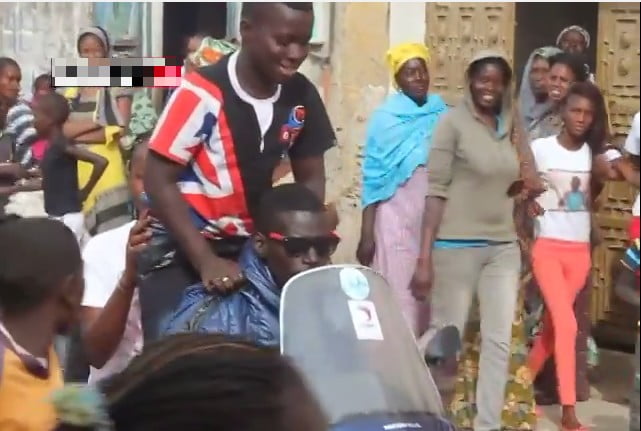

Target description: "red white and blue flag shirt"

left=149, top=52, right=335, bottom=243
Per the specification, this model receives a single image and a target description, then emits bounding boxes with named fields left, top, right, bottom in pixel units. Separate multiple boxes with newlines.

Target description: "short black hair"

left=33, top=73, right=52, bottom=90
left=468, top=56, right=513, bottom=85
left=563, top=81, right=609, bottom=154
left=256, top=183, right=324, bottom=233
left=241, top=2, right=314, bottom=20
left=0, top=217, right=82, bottom=315
left=0, top=57, right=19, bottom=75
left=36, top=92, right=71, bottom=125
left=55, top=334, right=325, bottom=431
left=549, top=52, right=588, bottom=83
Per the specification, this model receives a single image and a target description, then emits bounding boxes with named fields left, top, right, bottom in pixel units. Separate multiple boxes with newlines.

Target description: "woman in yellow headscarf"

left=357, top=42, right=447, bottom=334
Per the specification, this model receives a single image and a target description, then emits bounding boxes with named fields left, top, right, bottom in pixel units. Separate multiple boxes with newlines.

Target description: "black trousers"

left=63, top=325, right=90, bottom=383
left=138, top=238, right=246, bottom=345
left=138, top=258, right=198, bottom=345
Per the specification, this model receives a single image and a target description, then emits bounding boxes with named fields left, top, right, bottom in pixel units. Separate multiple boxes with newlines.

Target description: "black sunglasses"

left=268, top=231, right=340, bottom=257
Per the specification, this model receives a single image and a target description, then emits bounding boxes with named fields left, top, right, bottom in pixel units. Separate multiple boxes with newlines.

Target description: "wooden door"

left=593, top=3, right=640, bottom=342
left=425, top=2, right=515, bottom=106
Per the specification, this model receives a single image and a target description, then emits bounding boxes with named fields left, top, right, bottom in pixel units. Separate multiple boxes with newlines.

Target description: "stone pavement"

left=536, top=349, right=634, bottom=431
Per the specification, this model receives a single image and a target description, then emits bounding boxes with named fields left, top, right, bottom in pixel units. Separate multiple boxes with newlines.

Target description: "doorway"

left=514, top=3, right=598, bottom=89
left=162, top=2, right=227, bottom=61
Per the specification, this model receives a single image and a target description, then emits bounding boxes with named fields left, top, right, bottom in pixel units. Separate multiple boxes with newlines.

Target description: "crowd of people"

left=357, top=25, right=639, bottom=431
left=0, top=3, right=639, bottom=431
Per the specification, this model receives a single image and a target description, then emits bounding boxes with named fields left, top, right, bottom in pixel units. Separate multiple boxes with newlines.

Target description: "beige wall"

left=323, top=2, right=390, bottom=263
left=279, top=3, right=393, bottom=263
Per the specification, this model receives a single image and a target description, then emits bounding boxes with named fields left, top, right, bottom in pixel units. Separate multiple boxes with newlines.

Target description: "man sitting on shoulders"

left=164, top=183, right=338, bottom=346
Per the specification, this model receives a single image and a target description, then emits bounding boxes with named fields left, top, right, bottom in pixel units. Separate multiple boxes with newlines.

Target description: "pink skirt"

left=372, top=166, right=430, bottom=335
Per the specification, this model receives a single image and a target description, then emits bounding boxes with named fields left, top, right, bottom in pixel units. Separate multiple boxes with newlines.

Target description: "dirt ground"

left=537, top=349, right=634, bottom=431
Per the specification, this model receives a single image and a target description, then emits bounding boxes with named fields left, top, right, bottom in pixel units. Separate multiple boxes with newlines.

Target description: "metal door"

left=593, top=2, right=640, bottom=342
left=425, top=2, right=515, bottom=106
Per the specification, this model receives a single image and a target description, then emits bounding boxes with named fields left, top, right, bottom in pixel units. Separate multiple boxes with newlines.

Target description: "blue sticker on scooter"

left=339, top=268, right=370, bottom=300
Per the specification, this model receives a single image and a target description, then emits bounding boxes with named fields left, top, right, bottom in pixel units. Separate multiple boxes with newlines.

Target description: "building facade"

left=1, top=2, right=639, bottom=341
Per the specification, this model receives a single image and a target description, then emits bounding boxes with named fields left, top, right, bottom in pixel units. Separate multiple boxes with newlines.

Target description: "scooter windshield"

left=280, top=265, right=444, bottom=427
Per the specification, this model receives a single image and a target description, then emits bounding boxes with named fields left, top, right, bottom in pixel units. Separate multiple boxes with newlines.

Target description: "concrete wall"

left=0, top=2, right=93, bottom=98
left=322, top=2, right=390, bottom=263
left=389, top=3, right=427, bottom=50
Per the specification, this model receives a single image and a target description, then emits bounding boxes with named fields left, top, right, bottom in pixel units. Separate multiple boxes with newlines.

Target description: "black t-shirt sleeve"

left=288, top=77, right=336, bottom=159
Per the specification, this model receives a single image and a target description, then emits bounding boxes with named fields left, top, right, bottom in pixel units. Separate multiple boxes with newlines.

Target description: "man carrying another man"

left=142, top=2, right=335, bottom=342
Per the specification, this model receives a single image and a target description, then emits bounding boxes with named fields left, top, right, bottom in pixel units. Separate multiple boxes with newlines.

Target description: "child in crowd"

left=52, top=334, right=328, bottom=431
left=29, top=73, right=54, bottom=162
left=32, top=92, right=108, bottom=245
left=0, top=217, right=85, bottom=431
left=31, top=73, right=53, bottom=106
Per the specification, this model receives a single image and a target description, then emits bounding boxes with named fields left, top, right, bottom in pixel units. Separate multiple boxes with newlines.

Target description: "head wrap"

left=556, top=25, right=591, bottom=49
left=77, top=26, right=111, bottom=56
left=188, top=37, right=237, bottom=68
left=518, top=46, right=563, bottom=128
left=385, top=42, right=431, bottom=78
left=51, top=384, right=113, bottom=431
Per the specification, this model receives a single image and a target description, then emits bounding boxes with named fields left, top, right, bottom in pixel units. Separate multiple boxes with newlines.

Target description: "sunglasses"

left=268, top=231, right=340, bottom=257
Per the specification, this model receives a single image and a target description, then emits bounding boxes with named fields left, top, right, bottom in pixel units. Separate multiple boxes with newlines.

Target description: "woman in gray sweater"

left=412, top=50, right=541, bottom=431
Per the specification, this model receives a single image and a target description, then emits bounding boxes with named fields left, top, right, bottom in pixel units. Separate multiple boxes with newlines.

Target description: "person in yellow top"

left=61, top=26, right=133, bottom=236
left=0, top=216, right=85, bottom=431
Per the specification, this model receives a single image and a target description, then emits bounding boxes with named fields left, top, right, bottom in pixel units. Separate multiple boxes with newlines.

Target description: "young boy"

left=0, top=217, right=85, bottom=431
left=33, top=92, right=108, bottom=244
left=31, top=73, right=53, bottom=106
left=29, top=74, right=54, bottom=162
left=165, top=183, right=338, bottom=345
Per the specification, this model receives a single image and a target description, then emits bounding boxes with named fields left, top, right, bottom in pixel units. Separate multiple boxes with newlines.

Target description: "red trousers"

left=528, top=238, right=592, bottom=405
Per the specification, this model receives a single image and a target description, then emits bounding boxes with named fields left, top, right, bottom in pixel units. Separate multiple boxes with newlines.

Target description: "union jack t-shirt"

left=149, top=52, right=335, bottom=246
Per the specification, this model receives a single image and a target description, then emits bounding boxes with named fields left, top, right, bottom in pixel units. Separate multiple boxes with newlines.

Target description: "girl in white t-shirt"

left=527, top=82, right=619, bottom=431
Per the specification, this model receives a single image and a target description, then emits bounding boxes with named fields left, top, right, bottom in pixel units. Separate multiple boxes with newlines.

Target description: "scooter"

left=280, top=264, right=460, bottom=431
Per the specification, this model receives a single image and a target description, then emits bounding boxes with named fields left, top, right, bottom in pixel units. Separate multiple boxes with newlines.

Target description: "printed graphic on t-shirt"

left=539, top=169, right=591, bottom=212
left=279, top=105, right=306, bottom=149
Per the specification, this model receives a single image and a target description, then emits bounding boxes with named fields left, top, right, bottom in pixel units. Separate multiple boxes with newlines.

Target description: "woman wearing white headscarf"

left=556, top=25, right=594, bottom=82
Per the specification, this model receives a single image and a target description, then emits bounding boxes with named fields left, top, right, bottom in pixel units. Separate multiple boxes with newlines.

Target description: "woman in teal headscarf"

left=357, top=42, right=447, bottom=335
